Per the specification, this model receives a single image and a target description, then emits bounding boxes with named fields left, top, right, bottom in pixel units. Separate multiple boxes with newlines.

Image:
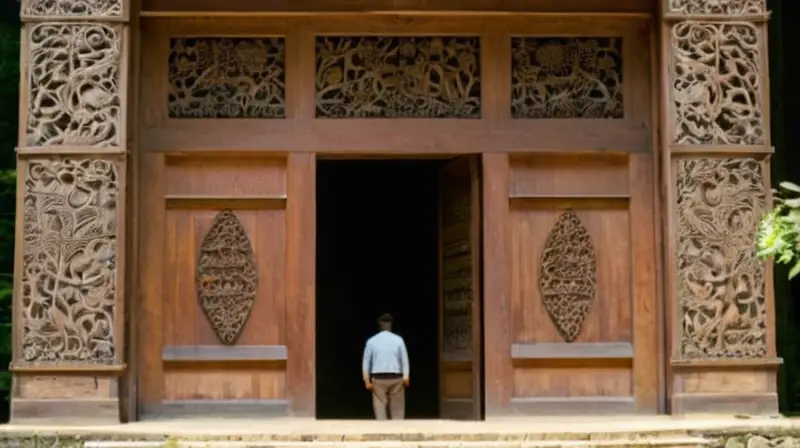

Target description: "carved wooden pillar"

left=11, top=0, right=130, bottom=423
left=660, top=0, right=781, bottom=414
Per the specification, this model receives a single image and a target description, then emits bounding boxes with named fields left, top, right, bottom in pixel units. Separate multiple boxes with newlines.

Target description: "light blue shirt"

left=362, top=331, right=410, bottom=377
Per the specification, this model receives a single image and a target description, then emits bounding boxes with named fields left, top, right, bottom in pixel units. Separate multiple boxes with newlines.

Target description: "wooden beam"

left=140, top=0, right=656, bottom=15
left=511, top=342, right=634, bottom=360
left=142, top=119, right=650, bottom=154
left=161, top=345, right=289, bottom=362
left=509, top=396, right=637, bottom=415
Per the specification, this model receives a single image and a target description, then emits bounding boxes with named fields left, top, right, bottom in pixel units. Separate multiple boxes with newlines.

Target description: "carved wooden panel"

left=668, top=0, right=765, bottom=15
left=676, top=158, right=767, bottom=359
left=26, top=23, right=122, bottom=148
left=539, top=210, right=598, bottom=342
left=21, top=0, right=123, bottom=17
left=511, top=37, right=623, bottom=119
left=196, top=210, right=258, bottom=345
left=21, top=158, right=118, bottom=364
left=442, top=189, right=473, bottom=354
left=168, top=37, right=286, bottom=119
left=671, top=22, right=764, bottom=145
left=315, top=36, right=481, bottom=118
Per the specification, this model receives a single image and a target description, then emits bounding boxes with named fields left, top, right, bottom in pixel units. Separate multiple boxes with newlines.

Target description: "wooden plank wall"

left=137, top=153, right=316, bottom=417
left=501, top=153, right=659, bottom=414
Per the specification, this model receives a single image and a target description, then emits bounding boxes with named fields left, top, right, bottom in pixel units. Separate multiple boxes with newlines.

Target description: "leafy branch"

left=757, top=181, right=800, bottom=279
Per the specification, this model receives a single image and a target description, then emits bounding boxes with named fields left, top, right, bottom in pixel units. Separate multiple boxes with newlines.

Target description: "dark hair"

left=378, top=313, right=392, bottom=331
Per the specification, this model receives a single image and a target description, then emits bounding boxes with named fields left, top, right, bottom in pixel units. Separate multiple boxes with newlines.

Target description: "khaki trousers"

left=371, top=377, right=405, bottom=420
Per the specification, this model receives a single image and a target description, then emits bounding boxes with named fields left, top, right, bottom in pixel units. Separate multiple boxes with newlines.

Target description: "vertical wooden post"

left=11, top=0, right=132, bottom=424
left=659, top=0, right=781, bottom=414
left=482, top=153, right=512, bottom=416
left=286, top=153, right=316, bottom=416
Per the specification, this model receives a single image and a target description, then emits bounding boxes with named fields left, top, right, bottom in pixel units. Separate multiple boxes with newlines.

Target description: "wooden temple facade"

left=10, top=0, right=779, bottom=423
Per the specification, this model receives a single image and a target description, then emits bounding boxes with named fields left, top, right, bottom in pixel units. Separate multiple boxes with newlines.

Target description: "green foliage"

left=0, top=8, right=18, bottom=418
left=758, top=181, right=800, bottom=279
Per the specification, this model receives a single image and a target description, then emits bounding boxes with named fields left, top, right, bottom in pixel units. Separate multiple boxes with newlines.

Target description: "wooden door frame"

left=132, top=11, right=663, bottom=419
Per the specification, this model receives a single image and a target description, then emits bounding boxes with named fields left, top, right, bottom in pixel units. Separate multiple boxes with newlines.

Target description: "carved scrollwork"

left=676, top=158, right=767, bottom=359
left=539, top=210, right=597, bottom=342
left=21, top=158, right=118, bottom=364
left=511, top=37, right=623, bottom=119
left=315, top=36, right=481, bottom=118
left=21, top=0, right=123, bottom=17
left=26, top=23, right=122, bottom=148
left=669, top=0, right=765, bottom=15
left=672, top=22, right=764, bottom=145
left=196, top=210, right=258, bottom=345
left=168, top=38, right=286, bottom=119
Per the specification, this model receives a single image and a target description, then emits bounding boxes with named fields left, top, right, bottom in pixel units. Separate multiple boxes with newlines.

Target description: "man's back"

left=363, top=331, right=409, bottom=376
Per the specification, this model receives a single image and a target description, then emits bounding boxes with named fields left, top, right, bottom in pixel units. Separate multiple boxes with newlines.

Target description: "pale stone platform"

left=0, top=415, right=799, bottom=446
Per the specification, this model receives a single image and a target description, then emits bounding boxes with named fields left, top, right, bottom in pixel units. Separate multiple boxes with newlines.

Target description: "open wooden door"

left=438, top=156, right=483, bottom=420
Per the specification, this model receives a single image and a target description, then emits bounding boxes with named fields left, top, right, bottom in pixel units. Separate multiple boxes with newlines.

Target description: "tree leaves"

left=758, top=180, right=800, bottom=279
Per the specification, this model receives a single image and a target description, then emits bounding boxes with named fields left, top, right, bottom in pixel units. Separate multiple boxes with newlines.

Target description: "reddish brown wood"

left=138, top=153, right=166, bottom=411
left=481, top=153, right=512, bottom=415
left=141, top=0, right=656, bottom=14
left=438, top=156, right=483, bottom=420
left=285, top=153, right=316, bottom=417
left=629, top=153, right=658, bottom=413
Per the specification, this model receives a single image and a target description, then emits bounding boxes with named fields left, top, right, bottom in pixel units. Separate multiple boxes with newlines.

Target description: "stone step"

left=83, top=437, right=712, bottom=448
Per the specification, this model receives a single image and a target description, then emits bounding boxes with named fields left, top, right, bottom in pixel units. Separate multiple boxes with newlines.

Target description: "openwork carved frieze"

left=669, top=0, right=765, bottom=16
left=676, top=158, right=767, bottom=359
left=511, top=37, right=623, bottom=119
left=672, top=22, right=764, bottom=145
left=26, top=23, right=122, bottom=148
left=21, top=158, right=118, bottom=364
left=21, top=0, right=123, bottom=17
left=196, top=210, right=258, bottom=345
left=169, top=38, right=286, bottom=119
left=539, top=210, right=597, bottom=342
left=315, top=36, right=481, bottom=118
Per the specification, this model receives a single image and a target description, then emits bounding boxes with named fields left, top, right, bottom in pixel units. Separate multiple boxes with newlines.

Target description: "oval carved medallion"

left=539, top=209, right=597, bottom=342
left=196, top=210, right=258, bottom=345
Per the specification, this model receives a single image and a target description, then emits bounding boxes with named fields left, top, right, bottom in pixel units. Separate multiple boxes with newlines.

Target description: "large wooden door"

left=438, top=156, right=483, bottom=420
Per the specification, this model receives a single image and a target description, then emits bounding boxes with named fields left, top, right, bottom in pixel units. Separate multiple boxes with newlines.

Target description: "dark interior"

left=315, top=159, right=446, bottom=419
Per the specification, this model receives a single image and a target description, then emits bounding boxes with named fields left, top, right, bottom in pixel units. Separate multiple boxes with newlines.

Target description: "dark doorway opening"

left=315, top=158, right=445, bottom=419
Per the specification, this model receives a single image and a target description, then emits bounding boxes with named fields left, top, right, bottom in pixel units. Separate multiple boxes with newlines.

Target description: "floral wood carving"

left=169, top=37, right=286, bottom=119
left=539, top=210, right=597, bottom=342
left=669, top=0, right=765, bottom=15
left=672, top=22, right=764, bottom=145
left=315, top=36, right=481, bottom=118
left=196, top=210, right=258, bottom=345
left=26, top=24, right=122, bottom=148
left=676, top=158, right=767, bottom=359
left=21, top=159, right=118, bottom=364
left=511, top=37, right=623, bottom=119
left=21, top=0, right=123, bottom=17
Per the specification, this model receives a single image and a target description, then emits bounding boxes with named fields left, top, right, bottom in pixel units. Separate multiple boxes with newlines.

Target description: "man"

left=362, top=313, right=410, bottom=420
